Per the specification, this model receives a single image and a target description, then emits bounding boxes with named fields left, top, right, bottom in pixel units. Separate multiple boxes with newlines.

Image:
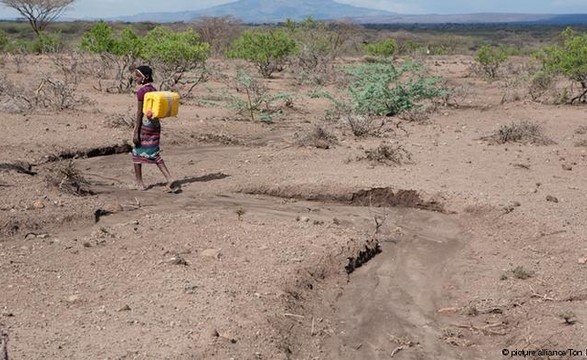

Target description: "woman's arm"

left=133, top=100, right=143, bottom=146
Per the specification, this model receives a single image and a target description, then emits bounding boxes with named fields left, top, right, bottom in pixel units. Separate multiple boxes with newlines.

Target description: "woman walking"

left=131, top=65, right=178, bottom=192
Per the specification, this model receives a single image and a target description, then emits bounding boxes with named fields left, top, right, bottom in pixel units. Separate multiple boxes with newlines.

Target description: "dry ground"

left=1, top=54, right=587, bottom=360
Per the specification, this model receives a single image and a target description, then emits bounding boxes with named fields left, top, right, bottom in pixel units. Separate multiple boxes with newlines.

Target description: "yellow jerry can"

left=142, top=91, right=180, bottom=119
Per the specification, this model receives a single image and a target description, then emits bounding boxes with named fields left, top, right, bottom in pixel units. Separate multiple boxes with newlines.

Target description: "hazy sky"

left=0, top=0, right=585, bottom=19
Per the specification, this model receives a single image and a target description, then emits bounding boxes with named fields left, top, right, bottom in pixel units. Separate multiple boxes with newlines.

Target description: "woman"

left=131, top=65, right=178, bottom=192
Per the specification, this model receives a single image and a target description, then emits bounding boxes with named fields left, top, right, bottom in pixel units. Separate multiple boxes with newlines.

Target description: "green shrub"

left=31, top=32, right=63, bottom=53
left=346, top=61, right=446, bottom=116
left=80, top=22, right=143, bottom=93
left=227, top=29, right=297, bottom=78
left=475, top=44, right=508, bottom=78
left=225, top=68, right=292, bottom=122
left=558, top=311, right=577, bottom=325
left=141, top=26, right=210, bottom=93
left=540, top=27, right=587, bottom=103
left=363, top=38, right=396, bottom=58
left=0, top=29, right=8, bottom=51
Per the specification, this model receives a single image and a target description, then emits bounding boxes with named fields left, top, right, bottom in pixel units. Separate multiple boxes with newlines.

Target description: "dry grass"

left=483, top=121, right=554, bottom=145
left=45, top=160, right=92, bottom=196
left=360, top=141, right=412, bottom=165
left=295, top=125, right=338, bottom=149
left=105, top=109, right=135, bottom=129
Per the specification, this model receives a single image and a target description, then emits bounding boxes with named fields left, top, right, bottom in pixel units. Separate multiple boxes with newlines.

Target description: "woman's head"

left=134, top=65, right=153, bottom=85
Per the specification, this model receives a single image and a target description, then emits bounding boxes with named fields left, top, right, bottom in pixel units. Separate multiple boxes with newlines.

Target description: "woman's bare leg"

left=156, top=161, right=178, bottom=190
left=133, top=163, right=146, bottom=190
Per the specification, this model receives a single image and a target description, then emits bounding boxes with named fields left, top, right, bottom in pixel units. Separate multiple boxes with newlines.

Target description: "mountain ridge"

left=104, top=0, right=587, bottom=25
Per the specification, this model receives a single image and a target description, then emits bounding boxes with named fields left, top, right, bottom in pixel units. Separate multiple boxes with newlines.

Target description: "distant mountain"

left=109, top=0, right=587, bottom=25
left=114, top=0, right=397, bottom=23
left=352, top=13, right=587, bottom=24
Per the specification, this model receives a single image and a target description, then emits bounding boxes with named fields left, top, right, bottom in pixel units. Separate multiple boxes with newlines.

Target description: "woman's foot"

left=134, top=182, right=148, bottom=191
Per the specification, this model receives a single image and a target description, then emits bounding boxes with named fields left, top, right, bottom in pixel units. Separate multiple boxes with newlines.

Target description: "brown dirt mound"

left=350, top=188, right=444, bottom=212
left=241, top=185, right=444, bottom=212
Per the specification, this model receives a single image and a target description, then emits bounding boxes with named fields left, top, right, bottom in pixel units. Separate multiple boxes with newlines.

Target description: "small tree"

left=227, top=29, right=297, bottom=78
left=193, top=16, right=242, bottom=57
left=541, top=27, right=587, bottom=103
left=141, top=26, right=210, bottom=95
left=224, top=68, right=292, bottom=122
left=0, top=0, right=75, bottom=35
left=285, top=17, right=347, bottom=70
left=475, top=44, right=508, bottom=78
left=80, top=21, right=142, bottom=93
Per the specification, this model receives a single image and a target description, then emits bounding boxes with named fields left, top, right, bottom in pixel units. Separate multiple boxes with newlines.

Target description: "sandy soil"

left=1, top=54, right=587, bottom=360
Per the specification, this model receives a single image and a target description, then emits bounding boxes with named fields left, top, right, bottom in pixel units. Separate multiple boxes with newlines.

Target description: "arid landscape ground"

left=1, top=52, right=587, bottom=360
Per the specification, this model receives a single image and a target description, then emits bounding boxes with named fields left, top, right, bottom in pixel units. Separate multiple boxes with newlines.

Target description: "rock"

left=184, top=284, right=198, bottom=294
left=165, top=254, right=188, bottom=265
left=66, top=295, right=80, bottom=304
left=118, top=304, right=131, bottom=312
left=578, top=258, right=587, bottom=265
left=546, top=195, right=559, bottom=203
left=438, top=307, right=459, bottom=314
left=33, top=200, right=45, bottom=209
left=562, top=164, right=573, bottom=171
left=201, top=249, right=221, bottom=260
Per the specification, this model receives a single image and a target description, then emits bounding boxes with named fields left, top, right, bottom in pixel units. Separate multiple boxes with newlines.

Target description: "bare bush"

left=157, top=65, right=208, bottom=98
left=105, top=108, right=135, bottom=129
left=359, top=141, right=412, bottom=165
left=483, top=120, right=555, bottom=145
left=342, top=114, right=385, bottom=137
left=34, top=76, right=92, bottom=110
left=294, top=125, right=338, bottom=149
left=192, top=16, right=243, bottom=57
left=398, top=104, right=435, bottom=123
left=498, top=77, right=524, bottom=104
left=0, top=69, right=91, bottom=113
left=290, top=60, right=338, bottom=86
left=10, top=51, right=27, bottom=74
left=0, top=74, right=33, bottom=112
left=49, top=52, right=92, bottom=84
left=442, top=82, right=475, bottom=108
left=496, top=58, right=542, bottom=104
left=45, top=160, right=92, bottom=196
left=528, top=71, right=558, bottom=103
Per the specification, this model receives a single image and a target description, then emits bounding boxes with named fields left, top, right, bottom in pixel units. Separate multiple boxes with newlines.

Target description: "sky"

left=0, top=0, right=585, bottom=20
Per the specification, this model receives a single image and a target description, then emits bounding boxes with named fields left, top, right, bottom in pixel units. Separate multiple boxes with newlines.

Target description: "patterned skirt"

left=132, top=119, right=163, bottom=164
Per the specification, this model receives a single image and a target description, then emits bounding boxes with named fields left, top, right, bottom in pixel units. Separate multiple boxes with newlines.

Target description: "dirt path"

left=320, top=210, right=473, bottom=359
left=0, top=143, right=486, bottom=359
